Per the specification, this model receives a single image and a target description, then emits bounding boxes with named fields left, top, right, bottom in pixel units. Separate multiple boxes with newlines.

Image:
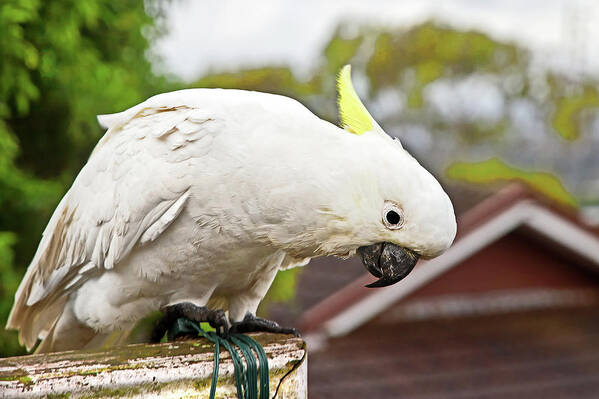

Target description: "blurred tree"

left=446, top=158, right=577, bottom=206
left=194, top=22, right=595, bottom=201
left=0, top=233, right=20, bottom=355
left=0, top=0, right=169, bottom=356
left=550, top=78, right=599, bottom=141
left=194, top=67, right=320, bottom=98
left=365, top=22, right=524, bottom=108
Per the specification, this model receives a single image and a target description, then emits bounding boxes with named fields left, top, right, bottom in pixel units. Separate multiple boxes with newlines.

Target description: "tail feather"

left=7, top=287, right=69, bottom=351
left=6, top=194, right=74, bottom=350
left=33, top=304, right=98, bottom=354
left=33, top=322, right=58, bottom=354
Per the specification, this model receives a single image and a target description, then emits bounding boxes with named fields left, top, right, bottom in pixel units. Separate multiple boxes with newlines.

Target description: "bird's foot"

left=151, top=302, right=230, bottom=342
left=230, top=313, right=300, bottom=337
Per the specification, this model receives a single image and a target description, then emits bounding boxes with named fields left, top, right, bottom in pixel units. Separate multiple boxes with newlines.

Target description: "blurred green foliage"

left=552, top=83, right=599, bottom=141
left=259, top=267, right=302, bottom=315
left=446, top=158, right=578, bottom=206
left=0, top=232, right=20, bottom=355
left=323, top=31, right=363, bottom=75
left=197, top=22, right=593, bottom=202
left=195, top=67, right=320, bottom=98
left=366, top=23, right=523, bottom=107
left=0, top=0, right=169, bottom=356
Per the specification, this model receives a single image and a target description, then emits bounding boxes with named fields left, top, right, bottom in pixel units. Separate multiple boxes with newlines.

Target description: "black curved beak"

left=357, top=242, right=419, bottom=288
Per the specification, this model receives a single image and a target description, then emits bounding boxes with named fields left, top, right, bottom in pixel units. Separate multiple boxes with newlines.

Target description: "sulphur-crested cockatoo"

left=7, top=66, right=456, bottom=353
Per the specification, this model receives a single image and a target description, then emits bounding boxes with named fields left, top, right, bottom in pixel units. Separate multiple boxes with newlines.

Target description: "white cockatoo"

left=7, top=66, right=456, bottom=353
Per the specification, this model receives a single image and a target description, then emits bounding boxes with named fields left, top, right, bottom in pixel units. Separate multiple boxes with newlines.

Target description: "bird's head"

left=315, top=65, right=457, bottom=287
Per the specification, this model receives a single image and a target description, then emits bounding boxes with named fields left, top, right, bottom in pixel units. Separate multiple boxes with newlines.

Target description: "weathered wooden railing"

left=0, top=334, right=306, bottom=398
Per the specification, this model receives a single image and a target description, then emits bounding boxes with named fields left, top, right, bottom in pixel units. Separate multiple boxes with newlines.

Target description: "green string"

left=168, top=318, right=269, bottom=399
left=236, top=334, right=269, bottom=399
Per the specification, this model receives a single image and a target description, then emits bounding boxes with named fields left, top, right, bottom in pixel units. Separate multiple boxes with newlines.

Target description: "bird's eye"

left=382, top=202, right=404, bottom=229
left=386, top=210, right=401, bottom=224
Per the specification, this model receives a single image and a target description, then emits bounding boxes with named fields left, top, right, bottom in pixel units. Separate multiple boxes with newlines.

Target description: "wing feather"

left=8, top=105, right=220, bottom=349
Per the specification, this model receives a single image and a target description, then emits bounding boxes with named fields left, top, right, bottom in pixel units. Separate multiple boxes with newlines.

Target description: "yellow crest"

left=337, top=65, right=373, bottom=135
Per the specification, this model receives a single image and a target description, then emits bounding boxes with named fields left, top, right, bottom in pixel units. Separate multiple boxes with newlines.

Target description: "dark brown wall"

left=309, top=307, right=599, bottom=399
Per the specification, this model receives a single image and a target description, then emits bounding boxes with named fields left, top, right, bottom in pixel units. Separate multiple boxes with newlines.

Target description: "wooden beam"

left=0, top=334, right=306, bottom=398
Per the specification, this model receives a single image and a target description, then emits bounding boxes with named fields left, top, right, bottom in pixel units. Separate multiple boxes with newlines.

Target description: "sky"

left=153, top=0, right=599, bottom=82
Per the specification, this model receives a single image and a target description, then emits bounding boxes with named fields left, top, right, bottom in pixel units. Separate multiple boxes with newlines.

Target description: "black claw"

left=207, top=309, right=230, bottom=336
left=284, top=327, right=301, bottom=338
left=151, top=305, right=301, bottom=344
left=230, top=313, right=301, bottom=337
left=151, top=302, right=231, bottom=342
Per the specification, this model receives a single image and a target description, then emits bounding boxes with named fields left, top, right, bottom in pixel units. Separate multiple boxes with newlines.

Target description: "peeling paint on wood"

left=0, top=334, right=306, bottom=399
